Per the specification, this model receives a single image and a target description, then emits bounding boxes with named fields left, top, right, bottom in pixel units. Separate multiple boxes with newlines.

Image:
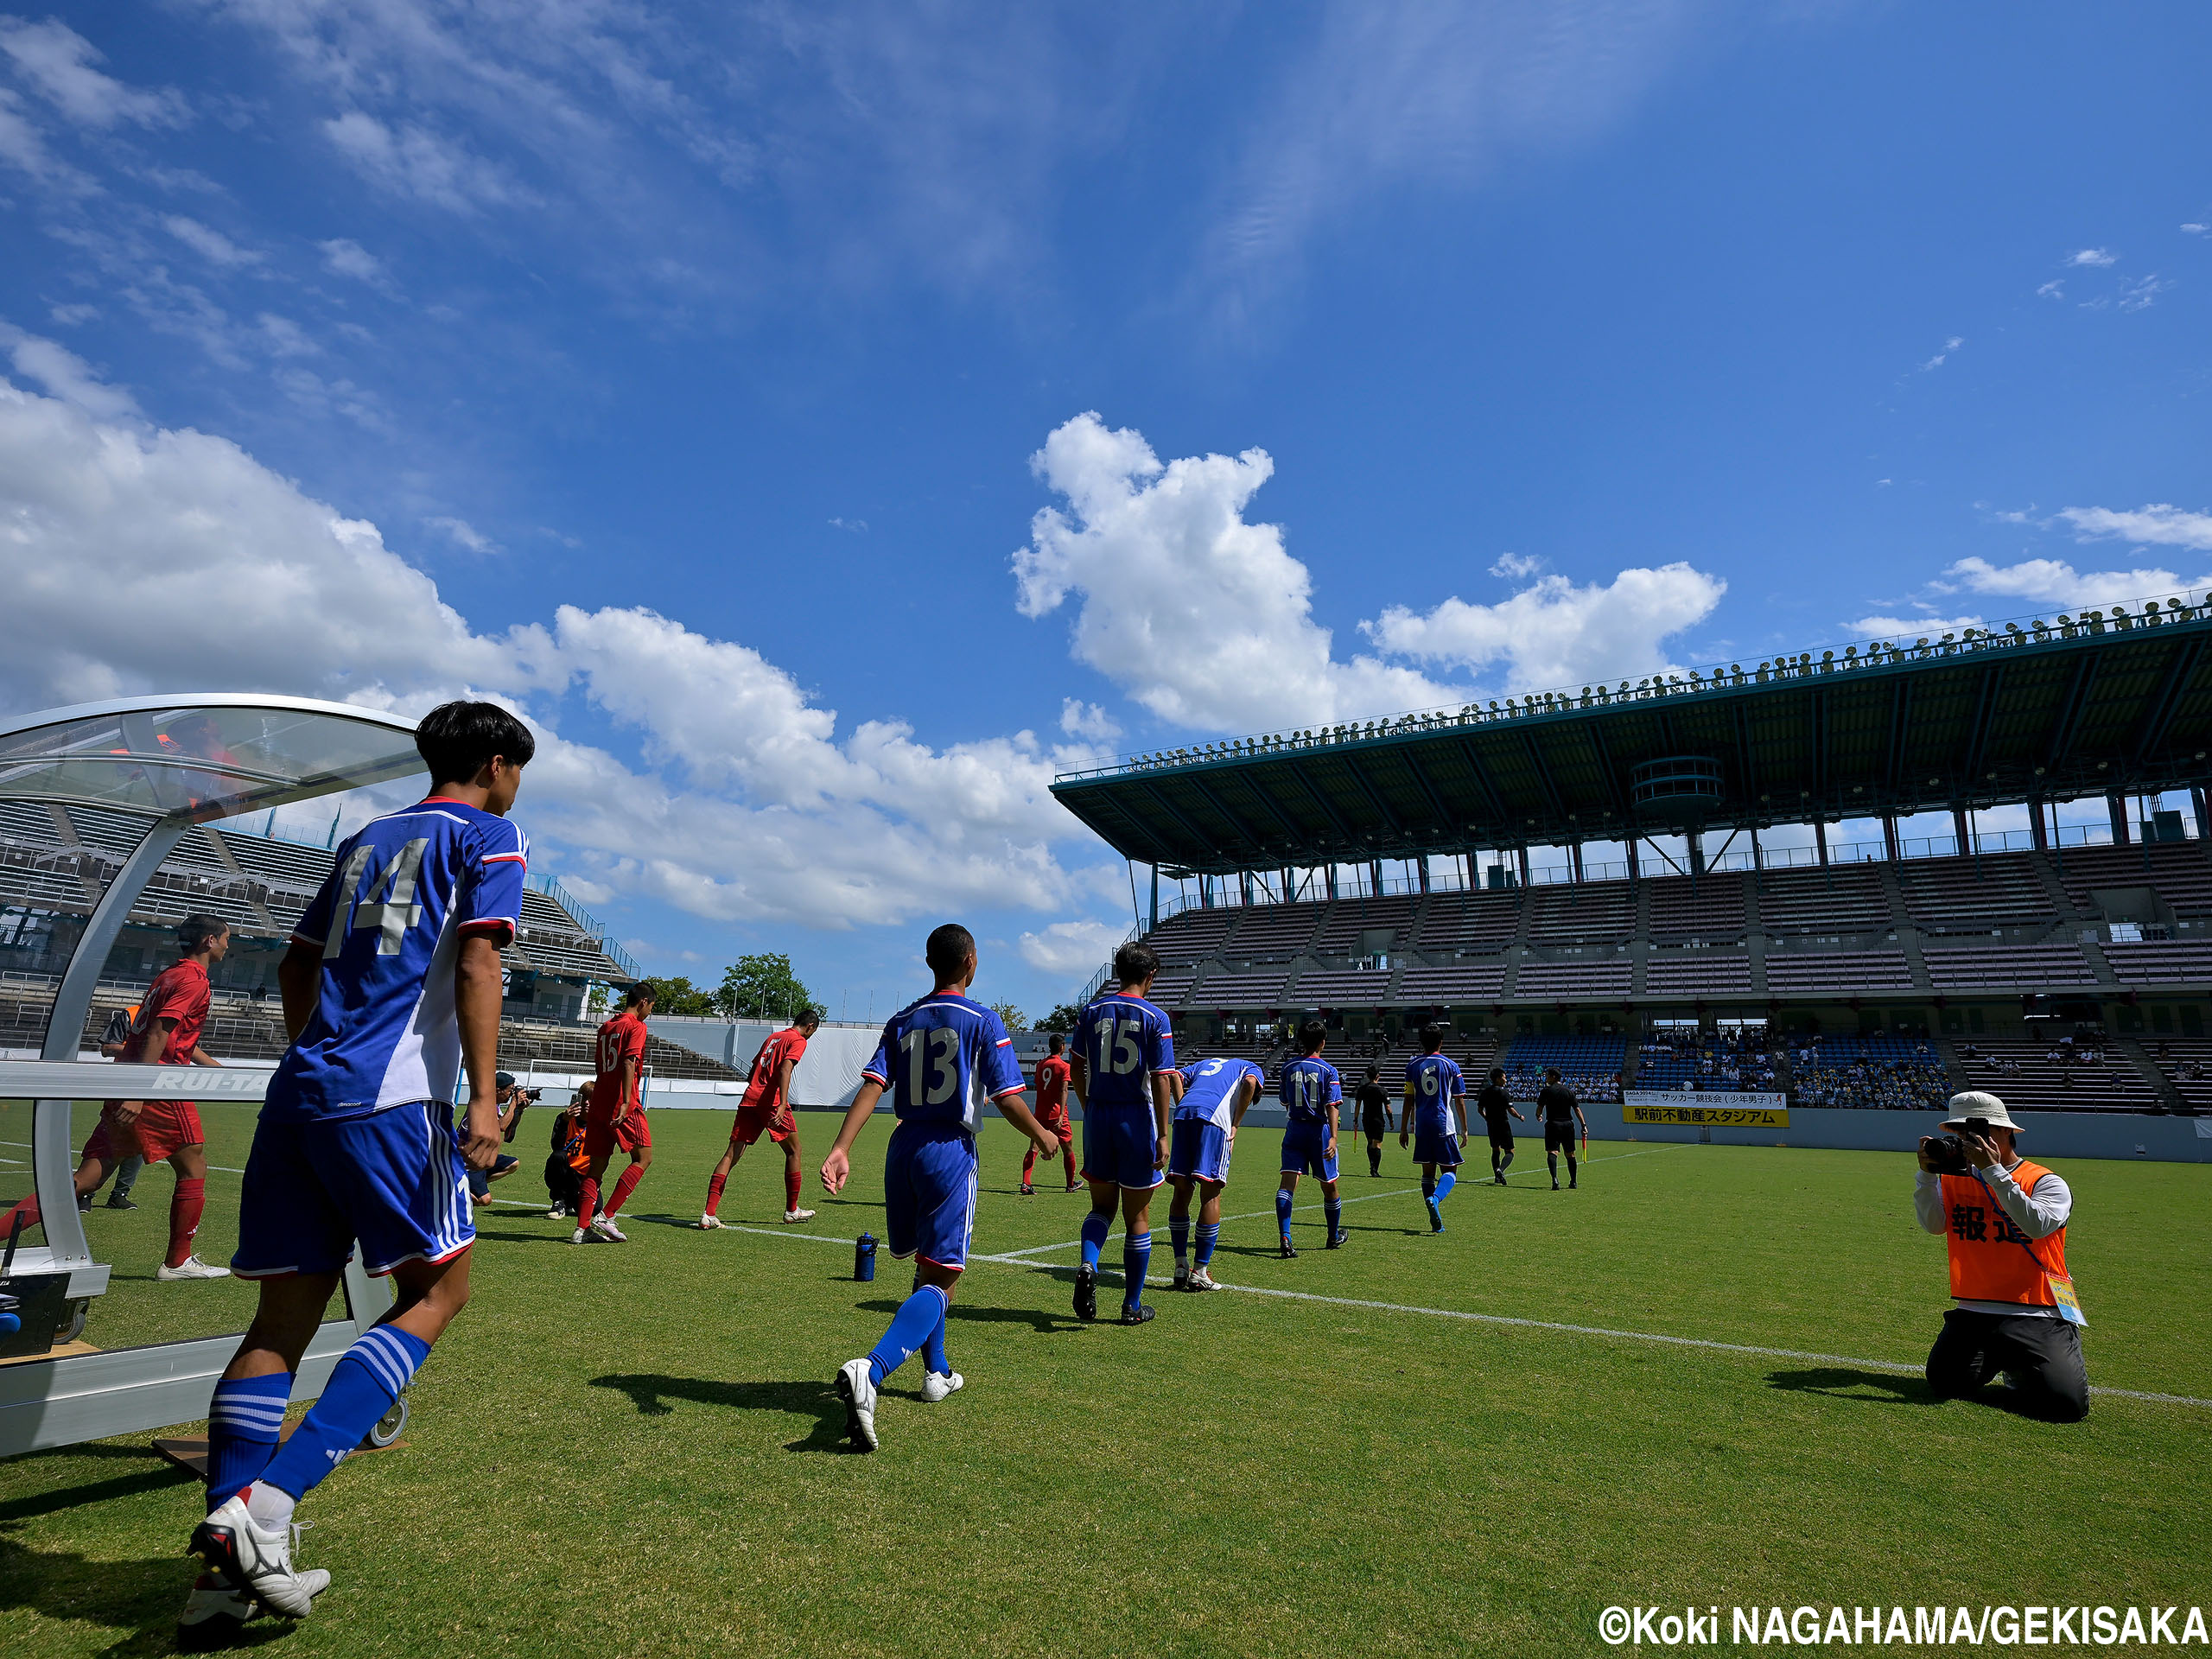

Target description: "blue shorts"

left=884, top=1122, right=978, bottom=1271
left=1280, top=1122, right=1338, bottom=1181
left=1167, top=1119, right=1232, bottom=1185
left=1083, top=1108, right=1163, bottom=1190
left=232, top=1102, right=474, bottom=1280
left=1413, top=1122, right=1463, bottom=1167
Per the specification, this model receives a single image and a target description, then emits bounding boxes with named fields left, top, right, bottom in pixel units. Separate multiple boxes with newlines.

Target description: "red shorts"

left=1035, top=1106, right=1074, bottom=1143
left=582, top=1110, right=651, bottom=1159
left=84, top=1100, right=204, bottom=1165
left=730, top=1101, right=795, bottom=1147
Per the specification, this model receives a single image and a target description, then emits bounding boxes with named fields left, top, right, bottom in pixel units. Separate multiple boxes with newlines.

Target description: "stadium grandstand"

left=1050, top=600, right=2212, bottom=1115
left=0, top=798, right=739, bottom=1082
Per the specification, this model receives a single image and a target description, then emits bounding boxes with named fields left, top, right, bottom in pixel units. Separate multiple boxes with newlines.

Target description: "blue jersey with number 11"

left=862, top=993, right=1026, bottom=1133
left=1075, top=992, right=1175, bottom=1113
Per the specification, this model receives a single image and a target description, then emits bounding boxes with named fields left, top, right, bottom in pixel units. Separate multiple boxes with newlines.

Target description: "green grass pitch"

left=3, top=1103, right=2208, bottom=1656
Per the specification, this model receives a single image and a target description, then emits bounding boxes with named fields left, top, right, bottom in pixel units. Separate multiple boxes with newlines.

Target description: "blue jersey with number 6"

left=862, top=992, right=1026, bottom=1133
left=1074, top=992, right=1176, bottom=1114
left=1406, top=1052, right=1465, bottom=1134
left=267, top=797, right=528, bottom=1123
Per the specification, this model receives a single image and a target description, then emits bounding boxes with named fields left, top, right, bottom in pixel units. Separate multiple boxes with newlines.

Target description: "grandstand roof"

left=1051, top=602, right=2212, bottom=874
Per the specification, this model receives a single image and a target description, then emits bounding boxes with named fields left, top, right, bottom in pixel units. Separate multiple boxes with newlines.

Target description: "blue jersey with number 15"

left=1074, top=992, right=1176, bottom=1113
left=863, top=992, right=1026, bottom=1133
left=267, top=797, right=528, bottom=1123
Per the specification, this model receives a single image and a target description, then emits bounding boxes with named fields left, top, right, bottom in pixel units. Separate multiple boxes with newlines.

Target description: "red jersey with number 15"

left=741, top=1027, right=809, bottom=1114
left=593, top=1010, right=649, bottom=1116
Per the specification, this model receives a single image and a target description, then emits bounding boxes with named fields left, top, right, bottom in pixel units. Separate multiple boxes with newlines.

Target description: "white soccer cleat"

left=921, top=1370, right=965, bottom=1402
left=836, top=1357, right=879, bottom=1452
left=158, top=1255, right=231, bottom=1281
left=782, top=1207, right=817, bottom=1224
left=176, top=1568, right=258, bottom=1647
left=1188, top=1268, right=1222, bottom=1292
left=544, top=1204, right=569, bottom=1219
left=188, top=1496, right=330, bottom=1620
left=696, top=1213, right=728, bottom=1230
left=569, top=1225, right=589, bottom=1244
left=589, top=1216, right=627, bottom=1243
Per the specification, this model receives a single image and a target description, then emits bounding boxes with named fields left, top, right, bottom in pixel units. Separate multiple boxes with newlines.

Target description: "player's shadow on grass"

left=588, top=1374, right=853, bottom=1452
left=1766, top=1367, right=1937, bottom=1407
left=855, top=1297, right=1084, bottom=1335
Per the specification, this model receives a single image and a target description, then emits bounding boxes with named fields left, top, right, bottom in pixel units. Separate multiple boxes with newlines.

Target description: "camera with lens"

left=520, top=1086, right=543, bottom=1103
left=1919, top=1132, right=1971, bottom=1174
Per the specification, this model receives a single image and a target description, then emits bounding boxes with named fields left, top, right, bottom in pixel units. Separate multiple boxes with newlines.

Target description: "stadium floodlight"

left=0, top=694, right=423, bottom=1459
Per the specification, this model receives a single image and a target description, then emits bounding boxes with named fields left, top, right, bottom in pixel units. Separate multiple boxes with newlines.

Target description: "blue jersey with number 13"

left=862, top=993, right=1026, bottom=1133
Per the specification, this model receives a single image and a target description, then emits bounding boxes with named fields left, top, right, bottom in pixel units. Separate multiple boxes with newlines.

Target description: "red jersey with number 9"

left=593, top=1010, right=649, bottom=1117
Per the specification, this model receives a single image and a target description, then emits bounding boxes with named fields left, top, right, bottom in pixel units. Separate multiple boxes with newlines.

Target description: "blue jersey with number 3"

left=1405, top=1053, right=1465, bottom=1134
left=863, top=992, right=1025, bottom=1132
left=266, top=797, right=528, bottom=1122
left=1074, top=993, right=1176, bottom=1114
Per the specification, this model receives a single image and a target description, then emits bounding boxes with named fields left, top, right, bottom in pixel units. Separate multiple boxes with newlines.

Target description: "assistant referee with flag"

left=1914, top=1091, right=2089, bottom=1423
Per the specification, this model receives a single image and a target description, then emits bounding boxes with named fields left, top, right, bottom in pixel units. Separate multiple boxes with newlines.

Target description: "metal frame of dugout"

left=0, top=694, right=424, bottom=1458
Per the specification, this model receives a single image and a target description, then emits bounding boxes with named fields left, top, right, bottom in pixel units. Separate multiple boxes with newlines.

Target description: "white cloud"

left=162, top=214, right=263, bottom=269
left=316, top=237, right=390, bottom=287
left=1942, top=555, right=2207, bottom=611
left=322, top=111, right=517, bottom=213
left=256, top=313, right=318, bottom=358
left=1018, top=918, right=1125, bottom=977
left=2184, top=223, right=2208, bottom=236
left=1364, top=565, right=1726, bottom=692
left=2036, top=280, right=2063, bottom=299
left=0, top=342, right=1116, bottom=930
left=828, top=516, right=868, bottom=532
left=0, top=17, right=187, bottom=130
left=2119, top=274, right=2169, bottom=312
left=1844, top=612, right=1986, bottom=640
left=0, top=84, right=92, bottom=191
left=47, top=302, right=98, bottom=326
left=2064, top=247, right=2116, bottom=267
left=1059, top=698, right=1120, bottom=745
left=1919, top=337, right=1962, bottom=372
left=2054, top=504, right=2212, bottom=554
left=0, top=323, right=138, bottom=419
left=1488, top=551, right=1545, bottom=580
left=1013, top=412, right=1459, bottom=731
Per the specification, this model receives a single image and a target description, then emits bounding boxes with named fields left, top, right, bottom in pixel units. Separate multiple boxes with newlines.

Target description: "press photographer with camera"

left=465, top=1072, right=537, bottom=1205
left=1915, top=1091, right=2088, bottom=1423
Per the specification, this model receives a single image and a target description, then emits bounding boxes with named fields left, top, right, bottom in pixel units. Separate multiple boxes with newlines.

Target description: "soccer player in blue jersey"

left=1276, top=1019, right=1347, bottom=1257
left=1400, top=1023, right=1469, bottom=1233
left=181, top=702, right=530, bottom=1641
left=1069, top=941, right=1179, bottom=1325
left=1166, top=1054, right=1262, bottom=1292
left=820, top=925, right=1062, bottom=1452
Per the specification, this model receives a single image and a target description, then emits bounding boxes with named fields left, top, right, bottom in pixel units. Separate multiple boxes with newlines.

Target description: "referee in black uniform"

left=1536, top=1067, right=1587, bottom=1190
left=1355, top=1065, right=1392, bottom=1176
left=1475, top=1066, right=1524, bottom=1185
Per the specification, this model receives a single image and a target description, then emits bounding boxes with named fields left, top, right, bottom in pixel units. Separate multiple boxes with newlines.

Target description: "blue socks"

left=257, top=1324, right=428, bottom=1505
left=868, top=1283, right=949, bottom=1387
left=1437, top=1171, right=1457, bottom=1203
left=1123, top=1232, right=1152, bottom=1308
left=1325, top=1199, right=1342, bottom=1240
left=1170, top=1215, right=1191, bottom=1268
left=1080, top=1210, right=1110, bottom=1271
left=1275, top=1188, right=1294, bottom=1238
left=205, top=1372, right=290, bottom=1513
left=1195, top=1223, right=1219, bottom=1269
left=921, top=1293, right=950, bottom=1377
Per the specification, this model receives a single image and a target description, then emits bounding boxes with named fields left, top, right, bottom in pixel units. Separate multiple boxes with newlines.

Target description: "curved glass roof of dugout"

left=0, top=694, right=422, bottom=822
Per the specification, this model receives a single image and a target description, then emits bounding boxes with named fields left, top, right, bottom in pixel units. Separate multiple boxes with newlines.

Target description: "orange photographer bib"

left=1938, top=1161, right=2070, bottom=1308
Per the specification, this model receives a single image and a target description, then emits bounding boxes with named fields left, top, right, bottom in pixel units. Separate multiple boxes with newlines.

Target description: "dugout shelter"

left=0, top=695, right=423, bottom=1456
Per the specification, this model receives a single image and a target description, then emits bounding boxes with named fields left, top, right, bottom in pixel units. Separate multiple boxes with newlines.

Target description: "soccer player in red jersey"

left=699, top=1007, right=821, bottom=1227
left=3, top=913, right=233, bottom=1279
left=1020, top=1033, right=1079, bottom=1194
left=574, top=983, right=655, bottom=1243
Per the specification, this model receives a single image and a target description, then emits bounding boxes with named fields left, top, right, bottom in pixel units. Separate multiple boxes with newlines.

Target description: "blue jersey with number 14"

left=267, top=797, right=527, bottom=1123
left=862, top=992, right=1026, bottom=1133
left=1074, top=992, right=1175, bottom=1113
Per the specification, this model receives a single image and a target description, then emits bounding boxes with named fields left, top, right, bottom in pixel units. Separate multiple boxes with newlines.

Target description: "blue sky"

left=2, top=2, right=2208, bottom=1019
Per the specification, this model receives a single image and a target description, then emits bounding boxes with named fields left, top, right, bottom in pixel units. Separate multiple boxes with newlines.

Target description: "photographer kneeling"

left=1915, top=1091, right=2088, bottom=1423
left=466, top=1072, right=535, bottom=1206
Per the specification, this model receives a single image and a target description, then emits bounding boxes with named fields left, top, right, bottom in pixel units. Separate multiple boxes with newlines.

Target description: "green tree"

left=636, top=975, right=718, bottom=1017
left=718, top=952, right=817, bottom=1021
left=988, top=1000, right=1027, bottom=1033
left=1037, top=1002, right=1084, bottom=1034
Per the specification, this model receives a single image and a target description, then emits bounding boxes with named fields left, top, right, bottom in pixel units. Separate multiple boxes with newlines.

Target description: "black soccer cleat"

left=1118, top=1302, right=1156, bottom=1325
left=105, top=1193, right=138, bottom=1211
left=1326, top=1229, right=1348, bottom=1249
left=1278, top=1237, right=1298, bottom=1259
left=1019, top=1182, right=1034, bottom=1195
left=1073, top=1265, right=1097, bottom=1321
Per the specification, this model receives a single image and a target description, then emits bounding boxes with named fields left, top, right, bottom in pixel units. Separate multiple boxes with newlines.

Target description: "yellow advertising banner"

left=1622, top=1090, right=1789, bottom=1128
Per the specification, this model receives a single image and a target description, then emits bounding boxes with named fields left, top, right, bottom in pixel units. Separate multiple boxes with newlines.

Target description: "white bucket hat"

left=1942, top=1090, right=2022, bottom=1132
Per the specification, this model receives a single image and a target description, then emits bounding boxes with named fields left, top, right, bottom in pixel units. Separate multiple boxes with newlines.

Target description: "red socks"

left=1062, top=1142, right=1078, bottom=1185
left=576, top=1176, right=600, bottom=1230
left=1022, top=1147, right=1039, bottom=1179
left=166, top=1177, right=206, bottom=1268
left=704, top=1171, right=728, bottom=1217
left=605, top=1165, right=644, bottom=1217
left=784, top=1166, right=802, bottom=1213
